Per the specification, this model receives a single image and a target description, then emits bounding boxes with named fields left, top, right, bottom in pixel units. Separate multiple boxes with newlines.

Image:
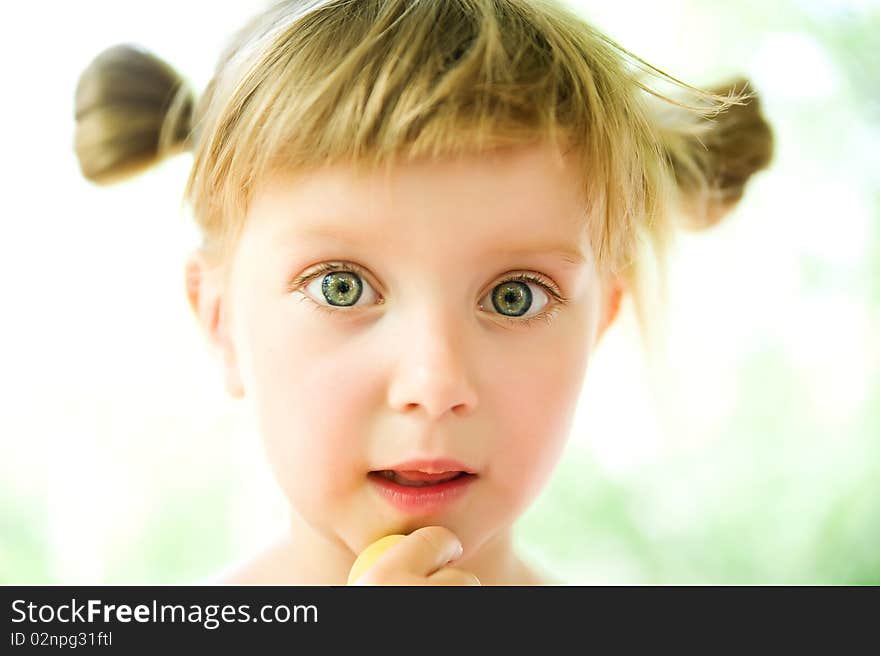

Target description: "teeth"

left=389, top=471, right=435, bottom=487
left=378, top=470, right=462, bottom=487
left=394, top=475, right=434, bottom=487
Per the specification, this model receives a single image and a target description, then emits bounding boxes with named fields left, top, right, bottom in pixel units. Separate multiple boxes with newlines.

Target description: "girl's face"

left=221, top=141, right=608, bottom=559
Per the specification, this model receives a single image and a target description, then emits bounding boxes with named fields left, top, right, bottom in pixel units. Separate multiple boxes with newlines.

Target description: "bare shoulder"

left=207, top=537, right=298, bottom=585
left=518, top=558, right=563, bottom=586
left=211, top=560, right=271, bottom=585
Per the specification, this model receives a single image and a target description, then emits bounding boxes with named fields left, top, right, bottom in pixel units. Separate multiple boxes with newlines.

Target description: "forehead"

left=246, top=142, right=592, bottom=264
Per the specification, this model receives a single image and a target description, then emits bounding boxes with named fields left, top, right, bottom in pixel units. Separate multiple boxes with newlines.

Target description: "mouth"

left=367, top=470, right=478, bottom=515
left=372, top=470, right=473, bottom=487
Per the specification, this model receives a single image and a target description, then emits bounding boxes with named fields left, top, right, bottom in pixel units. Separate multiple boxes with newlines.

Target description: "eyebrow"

left=487, top=244, right=587, bottom=266
left=286, top=225, right=588, bottom=266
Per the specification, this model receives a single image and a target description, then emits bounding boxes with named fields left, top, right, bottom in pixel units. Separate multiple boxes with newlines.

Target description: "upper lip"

left=375, top=458, right=477, bottom=475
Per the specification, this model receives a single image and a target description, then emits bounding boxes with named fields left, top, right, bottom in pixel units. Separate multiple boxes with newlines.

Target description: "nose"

left=386, top=302, right=479, bottom=420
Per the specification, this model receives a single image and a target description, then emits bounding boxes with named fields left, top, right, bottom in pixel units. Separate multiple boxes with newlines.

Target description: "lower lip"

left=367, top=471, right=477, bottom=515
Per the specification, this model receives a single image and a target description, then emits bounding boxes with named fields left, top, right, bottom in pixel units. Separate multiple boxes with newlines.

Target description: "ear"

left=595, top=280, right=624, bottom=348
left=184, top=248, right=245, bottom=399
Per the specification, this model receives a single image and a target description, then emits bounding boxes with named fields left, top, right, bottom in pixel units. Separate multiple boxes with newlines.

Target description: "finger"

left=426, top=567, right=482, bottom=586
left=350, top=573, right=418, bottom=586
left=373, top=526, right=463, bottom=579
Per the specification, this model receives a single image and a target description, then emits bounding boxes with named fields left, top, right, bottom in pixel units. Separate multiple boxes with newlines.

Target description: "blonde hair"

left=74, top=0, right=773, bottom=356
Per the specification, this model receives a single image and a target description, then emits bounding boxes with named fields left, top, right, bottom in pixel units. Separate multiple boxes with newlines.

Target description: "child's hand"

left=350, top=526, right=481, bottom=586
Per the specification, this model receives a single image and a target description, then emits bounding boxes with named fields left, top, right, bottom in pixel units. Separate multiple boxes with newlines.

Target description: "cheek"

left=239, top=302, right=379, bottom=503
left=487, top=325, right=591, bottom=501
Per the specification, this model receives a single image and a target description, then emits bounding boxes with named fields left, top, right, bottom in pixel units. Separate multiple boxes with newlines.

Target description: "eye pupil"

left=491, top=281, right=532, bottom=317
left=322, top=271, right=362, bottom=306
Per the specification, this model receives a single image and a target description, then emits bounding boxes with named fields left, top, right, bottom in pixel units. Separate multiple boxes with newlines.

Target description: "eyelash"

left=290, top=261, right=570, bottom=329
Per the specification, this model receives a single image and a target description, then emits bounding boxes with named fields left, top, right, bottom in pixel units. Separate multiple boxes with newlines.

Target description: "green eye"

left=490, top=280, right=532, bottom=317
left=299, top=264, right=380, bottom=310
left=320, top=271, right=363, bottom=307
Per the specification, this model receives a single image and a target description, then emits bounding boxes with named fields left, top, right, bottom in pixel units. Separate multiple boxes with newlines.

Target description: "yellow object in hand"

left=347, top=534, right=407, bottom=584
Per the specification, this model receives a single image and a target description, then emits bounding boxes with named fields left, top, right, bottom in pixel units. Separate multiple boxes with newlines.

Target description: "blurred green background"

left=1, top=0, right=877, bottom=584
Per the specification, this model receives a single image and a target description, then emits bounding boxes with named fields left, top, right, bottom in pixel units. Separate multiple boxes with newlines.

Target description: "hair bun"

left=671, top=77, right=775, bottom=230
left=74, top=43, right=195, bottom=184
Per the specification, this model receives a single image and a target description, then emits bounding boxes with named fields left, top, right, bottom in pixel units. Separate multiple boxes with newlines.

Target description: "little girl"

left=73, top=0, right=773, bottom=585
